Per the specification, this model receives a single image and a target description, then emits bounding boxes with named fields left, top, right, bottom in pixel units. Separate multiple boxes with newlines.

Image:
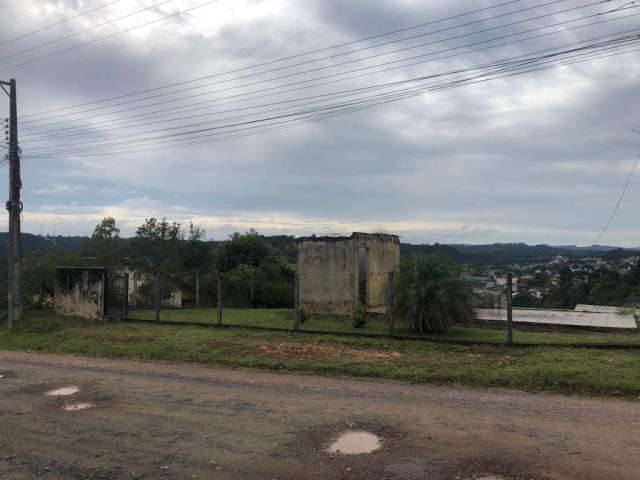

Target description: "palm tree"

left=394, top=256, right=474, bottom=333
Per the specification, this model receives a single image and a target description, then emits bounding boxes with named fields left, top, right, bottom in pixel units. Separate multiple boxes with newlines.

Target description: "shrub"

left=351, top=303, right=367, bottom=328
left=395, top=255, right=474, bottom=333
left=299, top=305, right=313, bottom=323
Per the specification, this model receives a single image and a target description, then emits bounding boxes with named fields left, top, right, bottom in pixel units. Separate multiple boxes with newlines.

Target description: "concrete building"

left=297, top=232, right=400, bottom=315
left=54, top=267, right=130, bottom=320
left=54, top=267, right=107, bottom=320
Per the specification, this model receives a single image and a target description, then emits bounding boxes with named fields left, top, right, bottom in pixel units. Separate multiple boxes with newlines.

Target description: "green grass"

left=129, top=307, right=640, bottom=345
left=2, top=310, right=640, bottom=398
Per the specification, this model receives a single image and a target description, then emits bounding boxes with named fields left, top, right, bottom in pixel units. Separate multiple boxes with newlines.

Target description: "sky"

left=0, top=0, right=639, bottom=245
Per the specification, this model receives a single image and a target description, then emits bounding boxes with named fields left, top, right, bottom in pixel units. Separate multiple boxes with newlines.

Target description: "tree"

left=132, top=218, right=183, bottom=274
left=88, top=217, right=123, bottom=270
left=213, top=230, right=294, bottom=307
left=132, top=218, right=183, bottom=318
left=22, top=248, right=85, bottom=307
left=181, top=222, right=210, bottom=272
left=214, top=229, right=275, bottom=273
left=394, top=256, right=474, bottom=333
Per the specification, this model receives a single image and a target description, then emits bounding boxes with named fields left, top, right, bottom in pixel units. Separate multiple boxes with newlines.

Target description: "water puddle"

left=63, top=402, right=94, bottom=412
left=328, top=431, right=381, bottom=455
left=46, top=386, right=79, bottom=396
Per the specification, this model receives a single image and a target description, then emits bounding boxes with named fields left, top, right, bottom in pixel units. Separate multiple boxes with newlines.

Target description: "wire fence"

left=120, top=270, right=640, bottom=349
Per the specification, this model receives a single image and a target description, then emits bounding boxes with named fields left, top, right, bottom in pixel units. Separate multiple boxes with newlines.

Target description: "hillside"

left=0, top=233, right=637, bottom=266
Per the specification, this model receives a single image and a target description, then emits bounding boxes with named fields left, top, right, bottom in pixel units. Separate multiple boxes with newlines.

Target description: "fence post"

left=388, top=272, right=395, bottom=336
left=216, top=274, right=223, bottom=326
left=293, top=272, right=300, bottom=331
left=154, top=274, right=160, bottom=322
left=506, top=271, right=513, bottom=345
left=123, top=273, right=129, bottom=320
left=195, top=272, right=200, bottom=308
left=132, top=274, right=137, bottom=310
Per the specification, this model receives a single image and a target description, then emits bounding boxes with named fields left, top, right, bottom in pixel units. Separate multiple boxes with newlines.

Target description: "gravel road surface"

left=1, top=350, right=639, bottom=479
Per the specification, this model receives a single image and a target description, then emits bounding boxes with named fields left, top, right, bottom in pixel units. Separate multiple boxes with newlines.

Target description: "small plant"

left=299, top=305, right=313, bottom=324
left=351, top=303, right=367, bottom=328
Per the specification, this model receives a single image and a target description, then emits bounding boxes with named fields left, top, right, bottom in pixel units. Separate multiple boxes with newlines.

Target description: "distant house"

left=297, top=233, right=400, bottom=315
left=123, top=267, right=195, bottom=309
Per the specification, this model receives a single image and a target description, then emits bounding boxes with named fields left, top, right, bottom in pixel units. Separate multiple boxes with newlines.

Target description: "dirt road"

left=1, top=350, right=639, bottom=479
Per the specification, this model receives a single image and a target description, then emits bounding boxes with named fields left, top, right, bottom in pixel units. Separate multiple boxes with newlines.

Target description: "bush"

left=351, top=303, right=367, bottom=328
left=395, top=256, right=474, bottom=333
left=299, top=305, right=313, bottom=323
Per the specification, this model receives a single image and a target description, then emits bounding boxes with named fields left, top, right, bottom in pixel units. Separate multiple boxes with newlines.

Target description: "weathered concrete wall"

left=297, top=237, right=355, bottom=315
left=54, top=267, right=106, bottom=320
left=353, top=233, right=400, bottom=311
left=297, top=233, right=400, bottom=315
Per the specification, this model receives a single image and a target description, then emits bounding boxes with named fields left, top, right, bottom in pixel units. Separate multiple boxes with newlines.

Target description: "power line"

left=0, top=0, right=175, bottom=63
left=23, top=35, right=639, bottom=158
left=21, top=0, right=633, bottom=134
left=0, top=0, right=124, bottom=48
left=591, top=149, right=640, bottom=246
left=27, top=37, right=640, bottom=153
left=0, top=0, right=222, bottom=74
left=22, top=15, right=640, bottom=143
left=25, top=42, right=639, bottom=160
left=24, top=35, right=640, bottom=156
left=27, top=42, right=639, bottom=159
left=18, top=0, right=534, bottom=119
left=21, top=0, right=610, bottom=127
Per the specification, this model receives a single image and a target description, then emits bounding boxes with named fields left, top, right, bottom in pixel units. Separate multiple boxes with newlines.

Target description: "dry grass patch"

left=259, top=341, right=402, bottom=364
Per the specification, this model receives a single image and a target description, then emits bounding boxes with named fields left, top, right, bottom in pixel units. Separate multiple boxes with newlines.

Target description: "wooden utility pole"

left=506, top=271, right=513, bottom=345
left=2, top=79, right=23, bottom=329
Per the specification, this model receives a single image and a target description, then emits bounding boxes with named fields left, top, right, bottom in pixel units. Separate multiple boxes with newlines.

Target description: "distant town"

left=465, top=251, right=640, bottom=309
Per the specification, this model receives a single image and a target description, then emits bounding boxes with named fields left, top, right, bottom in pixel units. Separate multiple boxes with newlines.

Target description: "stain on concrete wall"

left=54, top=267, right=106, bottom=320
left=297, top=233, right=400, bottom=315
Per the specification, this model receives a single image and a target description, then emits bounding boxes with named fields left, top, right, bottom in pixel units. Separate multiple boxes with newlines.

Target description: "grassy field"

left=2, top=310, right=640, bottom=398
left=129, top=307, right=640, bottom=345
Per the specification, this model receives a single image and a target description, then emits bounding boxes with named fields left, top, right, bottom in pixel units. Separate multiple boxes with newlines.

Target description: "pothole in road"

left=46, top=386, right=79, bottom=396
left=63, top=402, right=94, bottom=412
left=327, top=431, right=381, bottom=455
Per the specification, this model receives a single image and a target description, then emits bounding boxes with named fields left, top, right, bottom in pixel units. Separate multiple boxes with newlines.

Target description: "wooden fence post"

left=293, top=272, right=300, bottom=331
left=216, top=274, right=223, bottom=326
left=154, top=274, right=160, bottom=322
left=388, top=272, right=396, bottom=336
left=195, top=272, right=200, bottom=308
left=132, top=274, right=137, bottom=310
left=123, top=273, right=129, bottom=320
left=506, top=271, right=513, bottom=345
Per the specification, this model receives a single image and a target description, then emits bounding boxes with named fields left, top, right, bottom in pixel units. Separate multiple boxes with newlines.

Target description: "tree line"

left=17, top=217, right=295, bottom=309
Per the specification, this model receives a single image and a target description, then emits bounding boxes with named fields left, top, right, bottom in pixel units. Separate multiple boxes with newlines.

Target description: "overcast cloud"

left=0, top=0, right=638, bottom=245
